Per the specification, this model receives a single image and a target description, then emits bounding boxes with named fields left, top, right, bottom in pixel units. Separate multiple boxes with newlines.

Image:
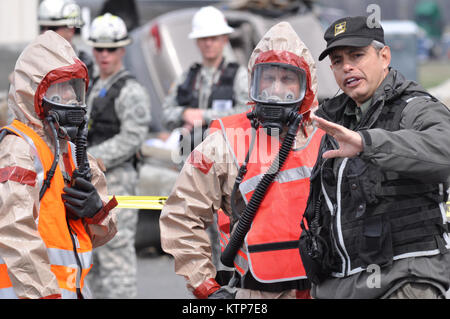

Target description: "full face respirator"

left=42, top=78, right=87, bottom=141
left=39, top=77, right=91, bottom=199
left=249, top=62, right=307, bottom=135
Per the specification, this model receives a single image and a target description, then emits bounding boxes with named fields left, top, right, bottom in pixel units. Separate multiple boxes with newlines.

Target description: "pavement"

left=137, top=252, right=193, bottom=299
left=135, top=252, right=450, bottom=299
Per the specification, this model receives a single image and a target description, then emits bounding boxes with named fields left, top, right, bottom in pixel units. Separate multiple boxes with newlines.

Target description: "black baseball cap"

left=318, top=16, right=385, bottom=61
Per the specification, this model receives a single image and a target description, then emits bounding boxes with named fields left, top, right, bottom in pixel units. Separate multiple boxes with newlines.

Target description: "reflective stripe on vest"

left=217, top=209, right=249, bottom=275
left=0, top=257, right=17, bottom=299
left=239, top=166, right=313, bottom=196
left=213, top=113, right=324, bottom=283
left=0, top=120, right=93, bottom=299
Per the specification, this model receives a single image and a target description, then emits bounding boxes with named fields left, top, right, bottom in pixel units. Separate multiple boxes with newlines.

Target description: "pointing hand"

left=311, top=113, right=363, bottom=159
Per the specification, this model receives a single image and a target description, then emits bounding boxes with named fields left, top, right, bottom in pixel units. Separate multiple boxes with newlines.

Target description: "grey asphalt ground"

left=137, top=252, right=193, bottom=299
left=136, top=253, right=450, bottom=299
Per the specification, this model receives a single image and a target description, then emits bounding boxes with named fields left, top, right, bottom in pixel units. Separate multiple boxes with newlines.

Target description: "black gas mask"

left=42, top=78, right=87, bottom=141
left=249, top=63, right=306, bottom=135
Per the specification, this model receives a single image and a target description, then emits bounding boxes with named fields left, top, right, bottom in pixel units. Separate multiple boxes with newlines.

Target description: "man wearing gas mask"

left=160, top=22, right=324, bottom=299
left=0, top=31, right=117, bottom=299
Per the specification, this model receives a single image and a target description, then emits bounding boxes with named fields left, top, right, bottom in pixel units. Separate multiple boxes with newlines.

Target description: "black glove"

left=62, top=177, right=103, bottom=220
left=208, top=286, right=236, bottom=299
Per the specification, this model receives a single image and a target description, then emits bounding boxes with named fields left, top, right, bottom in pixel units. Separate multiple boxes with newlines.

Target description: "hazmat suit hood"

left=248, top=21, right=318, bottom=117
left=8, top=30, right=88, bottom=134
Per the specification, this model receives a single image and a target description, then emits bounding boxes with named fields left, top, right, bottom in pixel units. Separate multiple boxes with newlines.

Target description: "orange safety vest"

left=0, top=120, right=93, bottom=299
left=210, top=112, right=324, bottom=283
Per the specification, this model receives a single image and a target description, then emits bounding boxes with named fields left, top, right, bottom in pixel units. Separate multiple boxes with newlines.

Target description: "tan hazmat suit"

left=0, top=31, right=117, bottom=299
left=160, top=21, right=319, bottom=298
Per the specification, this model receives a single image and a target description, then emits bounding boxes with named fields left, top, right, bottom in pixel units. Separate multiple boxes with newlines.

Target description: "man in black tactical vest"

left=161, top=6, right=249, bottom=160
left=299, top=15, right=450, bottom=299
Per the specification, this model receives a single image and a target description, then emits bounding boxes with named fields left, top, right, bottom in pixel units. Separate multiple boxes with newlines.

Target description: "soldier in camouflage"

left=84, top=13, right=151, bottom=299
left=162, top=6, right=249, bottom=159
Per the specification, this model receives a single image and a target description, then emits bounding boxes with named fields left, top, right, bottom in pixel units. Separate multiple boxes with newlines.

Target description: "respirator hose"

left=221, top=112, right=303, bottom=267
left=40, top=113, right=60, bottom=200
left=72, top=116, right=92, bottom=182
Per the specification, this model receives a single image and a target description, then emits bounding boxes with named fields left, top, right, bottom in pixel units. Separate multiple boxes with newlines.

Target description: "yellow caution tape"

left=108, top=196, right=168, bottom=210
left=107, top=197, right=450, bottom=217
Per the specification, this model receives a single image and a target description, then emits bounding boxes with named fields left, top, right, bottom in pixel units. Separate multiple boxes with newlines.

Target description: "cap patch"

left=334, top=22, right=346, bottom=36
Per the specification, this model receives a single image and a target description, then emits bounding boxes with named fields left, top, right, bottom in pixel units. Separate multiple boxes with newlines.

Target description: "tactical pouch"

left=347, top=158, right=379, bottom=219
left=298, top=223, right=330, bottom=285
left=298, top=142, right=336, bottom=285
left=358, top=215, right=393, bottom=267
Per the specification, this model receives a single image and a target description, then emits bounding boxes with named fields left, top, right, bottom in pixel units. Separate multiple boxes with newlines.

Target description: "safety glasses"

left=94, top=47, right=118, bottom=53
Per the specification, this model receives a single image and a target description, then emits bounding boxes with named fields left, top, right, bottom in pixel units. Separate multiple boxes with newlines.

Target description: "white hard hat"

left=38, top=0, right=84, bottom=28
left=86, top=13, right=132, bottom=48
left=188, top=6, right=234, bottom=39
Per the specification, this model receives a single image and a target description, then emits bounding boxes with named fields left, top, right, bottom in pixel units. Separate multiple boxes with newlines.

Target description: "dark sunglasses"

left=94, top=47, right=118, bottom=53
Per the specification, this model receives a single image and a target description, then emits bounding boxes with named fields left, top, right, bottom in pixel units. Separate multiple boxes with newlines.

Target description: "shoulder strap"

left=208, top=62, right=240, bottom=108
left=106, top=73, right=135, bottom=101
left=90, top=73, right=135, bottom=119
left=219, top=62, right=239, bottom=86
left=379, top=90, right=434, bottom=131
left=176, top=63, right=201, bottom=107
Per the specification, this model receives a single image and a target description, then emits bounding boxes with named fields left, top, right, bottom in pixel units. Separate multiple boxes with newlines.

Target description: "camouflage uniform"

left=85, top=68, right=151, bottom=299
